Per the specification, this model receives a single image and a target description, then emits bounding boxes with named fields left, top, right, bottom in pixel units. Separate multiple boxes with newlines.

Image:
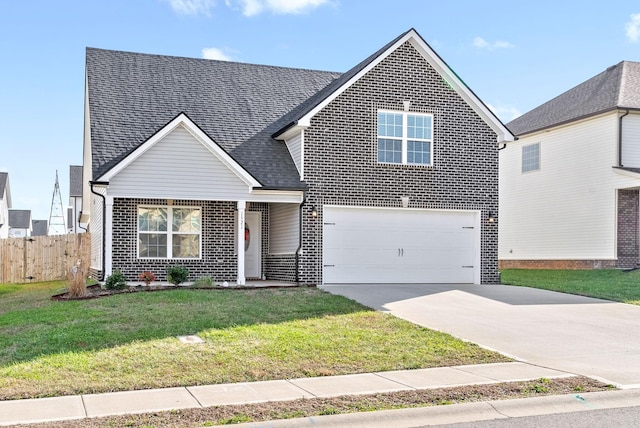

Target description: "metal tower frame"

left=48, top=170, right=67, bottom=235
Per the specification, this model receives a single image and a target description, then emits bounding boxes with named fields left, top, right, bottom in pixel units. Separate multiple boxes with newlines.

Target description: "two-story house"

left=500, top=61, right=640, bottom=269
left=82, top=29, right=513, bottom=285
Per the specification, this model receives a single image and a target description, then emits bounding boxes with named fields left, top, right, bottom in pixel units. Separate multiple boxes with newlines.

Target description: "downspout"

left=78, top=211, right=88, bottom=232
left=89, top=181, right=109, bottom=280
left=295, top=192, right=307, bottom=284
left=619, top=109, right=630, bottom=167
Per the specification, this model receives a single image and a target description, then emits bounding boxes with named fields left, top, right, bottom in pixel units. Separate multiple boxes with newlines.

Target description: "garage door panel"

left=323, top=206, right=479, bottom=284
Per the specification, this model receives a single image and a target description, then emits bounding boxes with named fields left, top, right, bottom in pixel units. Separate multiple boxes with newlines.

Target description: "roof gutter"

left=619, top=109, right=630, bottom=167
left=89, top=181, right=109, bottom=281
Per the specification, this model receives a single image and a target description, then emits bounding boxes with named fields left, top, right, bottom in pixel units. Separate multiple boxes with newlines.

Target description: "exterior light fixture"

left=488, top=211, right=495, bottom=223
left=311, top=206, right=318, bottom=218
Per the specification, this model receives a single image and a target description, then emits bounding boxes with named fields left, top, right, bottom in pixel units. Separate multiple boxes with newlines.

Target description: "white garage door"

left=323, top=206, right=479, bottom=284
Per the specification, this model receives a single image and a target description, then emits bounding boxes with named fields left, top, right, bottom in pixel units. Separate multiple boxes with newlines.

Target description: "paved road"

left=320, top=283, right=640, bottom=388
left=439, top=406, right=640, bottom=427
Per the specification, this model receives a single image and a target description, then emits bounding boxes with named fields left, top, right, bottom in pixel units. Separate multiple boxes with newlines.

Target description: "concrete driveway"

left=320, top=283, right=640, bottom=388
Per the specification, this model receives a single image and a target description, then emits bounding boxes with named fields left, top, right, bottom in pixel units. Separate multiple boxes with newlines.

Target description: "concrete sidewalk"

left=0, top=362, right=576, bottom=426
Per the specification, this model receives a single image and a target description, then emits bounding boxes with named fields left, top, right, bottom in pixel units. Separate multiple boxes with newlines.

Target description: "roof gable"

left=508, top=61, right=640, bottom=136
left=86, top=48, right=339, bottom=188
left=274, top=28, right=514, bottom=143
left=99, top=113, right=262, bottom=188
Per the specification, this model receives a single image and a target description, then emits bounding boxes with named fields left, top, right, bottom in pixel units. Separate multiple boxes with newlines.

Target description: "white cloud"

left=487, top=103, right=522, bottom=122
left=202, top=47, right=234, bottom=61
left=227, top=0, right=332, bottom=16
left=625, top=13, right=640, bottom=43
left=473, top=37, right=515, bottom=51
left=164, top=0, right=216, bottom=15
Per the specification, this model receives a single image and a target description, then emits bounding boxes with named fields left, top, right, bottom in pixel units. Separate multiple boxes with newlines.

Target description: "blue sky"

left=1, top=0, right=639, bottom=225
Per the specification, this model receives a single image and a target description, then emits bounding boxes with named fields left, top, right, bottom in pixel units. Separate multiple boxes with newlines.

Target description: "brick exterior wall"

left=111, top=198, right=238, bottom=283
left=617, top=189, right=640, bottom=268
left=110, top=198, right=300, bottom=283
left=265, top=254, right=297, bottom=282
left=299, top=41, right=500, bottom=284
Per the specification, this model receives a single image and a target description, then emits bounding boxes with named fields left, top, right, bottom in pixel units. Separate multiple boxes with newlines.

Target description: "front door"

left=244, top=212, right=262, bottom=279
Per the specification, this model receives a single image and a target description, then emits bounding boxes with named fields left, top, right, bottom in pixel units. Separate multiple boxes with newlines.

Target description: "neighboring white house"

left=8, top=209, right=32, bottom=238
left=500, top=61, right=640, bottom=269
left=0, top=172, right=11, bottom=239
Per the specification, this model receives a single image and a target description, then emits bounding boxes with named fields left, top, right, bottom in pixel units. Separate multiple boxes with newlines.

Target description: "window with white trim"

left=377, top=110, right=433, bottom=165
left=522, top=143, right=540, bottom=173
left=138, top=206, right=201, bottom=259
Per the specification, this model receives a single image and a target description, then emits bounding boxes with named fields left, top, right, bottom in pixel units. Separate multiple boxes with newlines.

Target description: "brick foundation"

left=498, top=260, right=618, bottom=270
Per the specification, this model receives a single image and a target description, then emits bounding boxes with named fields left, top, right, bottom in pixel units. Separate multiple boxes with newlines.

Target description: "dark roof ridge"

left=507, top=60, right=640, bottom=136
left=272, top=29, right=413, bottom=137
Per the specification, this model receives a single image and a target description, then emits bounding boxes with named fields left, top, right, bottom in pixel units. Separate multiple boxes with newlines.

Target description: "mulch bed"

left=51, top=283, right=302, bottom=301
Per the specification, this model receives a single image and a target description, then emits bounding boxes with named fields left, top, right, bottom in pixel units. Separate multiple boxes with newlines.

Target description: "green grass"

left=501, top=269, right=640, bottom=305
left=0, top=282, right=509, bottom=400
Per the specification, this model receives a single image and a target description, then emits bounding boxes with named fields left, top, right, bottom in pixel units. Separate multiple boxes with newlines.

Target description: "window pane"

left=522, top=143, right=540, bottom=172
left=139, top=233, right=167, bottom=258
left=407, top=140, right=431, bottom=165
left=407, top=114, right=432, bottom=140
left=377, top=112, right=403, bottom=137
left=172, top=234, right=200, bottom=258
left=138, top=207, right=167, bottom=232
left=378, top=138, right=402, bottom=163
left=172, top=208, right=201, bottom=232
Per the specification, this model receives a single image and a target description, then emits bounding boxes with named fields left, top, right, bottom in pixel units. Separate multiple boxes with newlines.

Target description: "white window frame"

left=377, top=110, right=433, bottom=166
left=137, top=205, right=202, bottom=260
left=522, top=142, right=541, bottom=173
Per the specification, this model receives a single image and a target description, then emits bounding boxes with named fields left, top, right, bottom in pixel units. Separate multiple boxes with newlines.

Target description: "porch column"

left=237, top=200, right=246, bottom=285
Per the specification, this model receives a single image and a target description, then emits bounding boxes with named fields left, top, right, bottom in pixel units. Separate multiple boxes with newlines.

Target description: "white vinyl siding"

left=269, top=203, right=299, bottom=254
left=499, top=113, right=640, bottom=260
left=621, top=113, right=640, bottom=168
left=109, top=126, right=252, bottom=200
left=285, top=132, right=303, bottom=179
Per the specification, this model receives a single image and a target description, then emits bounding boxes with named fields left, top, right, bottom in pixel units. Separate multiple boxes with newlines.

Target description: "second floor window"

left=377, top=110, right=433, bottom=166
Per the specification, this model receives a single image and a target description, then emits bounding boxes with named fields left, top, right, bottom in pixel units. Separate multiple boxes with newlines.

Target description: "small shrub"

left=138, top=271, right=156, bottom=286
left=105, top=269, right=127, bottom=290
left=192, top=276, right=216, bottom=288
left=166, top=265, right=189, bottom=285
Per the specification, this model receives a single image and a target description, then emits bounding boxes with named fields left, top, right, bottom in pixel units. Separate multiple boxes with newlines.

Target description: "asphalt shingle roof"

left=31, top=219, right=48, bottom=236
left=69, top=165, right=83, bottom=197
left=507, top=61, right=640, bottom=136
left=8, top=210, right=31, bottom=229
left=86, top=48, right=341, bottom=189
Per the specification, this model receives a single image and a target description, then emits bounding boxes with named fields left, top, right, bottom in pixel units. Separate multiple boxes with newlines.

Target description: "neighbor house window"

left=138, top=206, right=201, bottom=259
left=377, top=110, right=433, bottom=165
left=522, top=143, right=540, bottom=173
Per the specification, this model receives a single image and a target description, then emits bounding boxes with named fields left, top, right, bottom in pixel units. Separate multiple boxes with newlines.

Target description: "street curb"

left=217, top=389, right=640, bottom=428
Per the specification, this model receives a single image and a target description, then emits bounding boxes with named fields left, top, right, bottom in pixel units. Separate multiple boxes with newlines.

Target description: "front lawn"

left=501, top=269, right=640, bottom=305
left=0, top=282, right=509, bottom=400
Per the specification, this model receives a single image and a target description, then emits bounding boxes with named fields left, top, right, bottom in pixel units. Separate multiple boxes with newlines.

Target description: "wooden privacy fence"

left=0, top=234, right=91, bottom=284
